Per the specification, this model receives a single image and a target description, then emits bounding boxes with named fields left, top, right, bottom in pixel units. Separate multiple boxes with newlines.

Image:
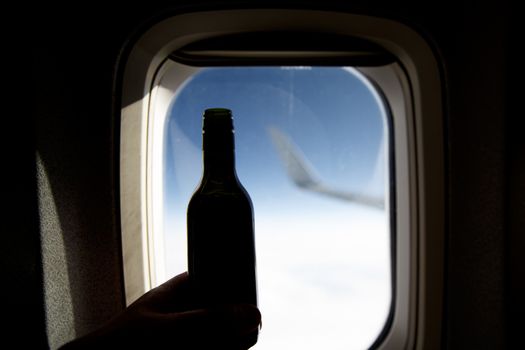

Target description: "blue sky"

left=162, top=66, right=391, bottom=349
left=165, top=67, right=385, bottom=214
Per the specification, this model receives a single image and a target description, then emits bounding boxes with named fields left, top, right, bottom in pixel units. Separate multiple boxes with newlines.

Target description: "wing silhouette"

left=268, top=126, right=384, bottom=210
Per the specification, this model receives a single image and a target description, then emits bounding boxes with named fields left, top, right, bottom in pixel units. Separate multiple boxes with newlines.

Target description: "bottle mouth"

left=204, top=108, right=232, bottom=117
left=203, top=108, right=234, bottom=132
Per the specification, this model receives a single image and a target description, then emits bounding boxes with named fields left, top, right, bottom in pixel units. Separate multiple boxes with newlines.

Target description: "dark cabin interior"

left=10, top=0, right=522, bottom=348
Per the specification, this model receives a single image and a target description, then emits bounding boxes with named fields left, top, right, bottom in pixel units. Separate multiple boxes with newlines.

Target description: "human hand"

left=60, top=272, right=261, bottom=349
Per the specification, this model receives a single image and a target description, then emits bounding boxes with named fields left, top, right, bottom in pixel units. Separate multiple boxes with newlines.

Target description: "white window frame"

left=119, top=9, right=444, bottom=349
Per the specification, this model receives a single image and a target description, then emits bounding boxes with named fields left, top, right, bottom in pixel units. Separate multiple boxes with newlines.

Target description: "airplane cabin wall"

left=22, top=1, right=519, bottom=348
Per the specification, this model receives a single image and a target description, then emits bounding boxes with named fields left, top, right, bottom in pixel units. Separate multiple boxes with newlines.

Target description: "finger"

left=124, top=304, right=260, bottom=349
left=157, top=271, right=189, bottom=290
left=140, top=272, right=194, bottom=311
left=174, top=304, right=260, bottom=349
left=173, top=304, right=260, bottom=334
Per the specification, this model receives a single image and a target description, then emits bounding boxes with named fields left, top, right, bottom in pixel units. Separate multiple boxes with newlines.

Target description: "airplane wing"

left=267, top=126, right=384, bottom=210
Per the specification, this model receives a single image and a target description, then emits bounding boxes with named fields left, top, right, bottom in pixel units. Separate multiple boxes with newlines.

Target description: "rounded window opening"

left=162, top=66, right=392, bottom=349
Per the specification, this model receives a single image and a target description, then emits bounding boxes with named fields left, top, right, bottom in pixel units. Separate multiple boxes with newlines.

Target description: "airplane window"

left=161, top=66, right=392, bottom=349
left=120, top=10, right=444, bottom=349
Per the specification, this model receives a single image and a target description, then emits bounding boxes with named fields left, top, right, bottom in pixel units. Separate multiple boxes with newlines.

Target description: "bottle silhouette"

left=187, top=108, right=258, bottom=345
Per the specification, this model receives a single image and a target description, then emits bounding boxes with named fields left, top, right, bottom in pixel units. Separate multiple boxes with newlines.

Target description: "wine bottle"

left=187, top=108, right=258, bottom=335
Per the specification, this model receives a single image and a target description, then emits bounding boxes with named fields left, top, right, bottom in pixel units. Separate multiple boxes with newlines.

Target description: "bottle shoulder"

left=189, top=180, right=253, bottom=208
left=190, top=186, right=251, bottom=203
left=196, top=176, right=250, bottom=195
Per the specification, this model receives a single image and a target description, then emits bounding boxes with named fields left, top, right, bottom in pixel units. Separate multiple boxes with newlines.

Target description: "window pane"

left=163, top=66, right=391, bottom=349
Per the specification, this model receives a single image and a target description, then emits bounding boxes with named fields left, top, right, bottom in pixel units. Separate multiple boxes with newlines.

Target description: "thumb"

left=225, top=304, right=261, bottom=335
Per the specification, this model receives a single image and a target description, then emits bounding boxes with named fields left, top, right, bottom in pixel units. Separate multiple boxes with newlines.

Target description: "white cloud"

left=164, top=207, right=391, bottom=349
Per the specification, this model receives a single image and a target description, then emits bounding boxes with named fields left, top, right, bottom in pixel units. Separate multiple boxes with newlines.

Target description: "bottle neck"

left=202, top=130, right=236, bottom=181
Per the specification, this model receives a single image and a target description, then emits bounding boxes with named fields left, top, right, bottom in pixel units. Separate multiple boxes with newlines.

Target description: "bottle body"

left=187, top=180, right=257, bottom=307
left=187, top=108, right=258, bottom=319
